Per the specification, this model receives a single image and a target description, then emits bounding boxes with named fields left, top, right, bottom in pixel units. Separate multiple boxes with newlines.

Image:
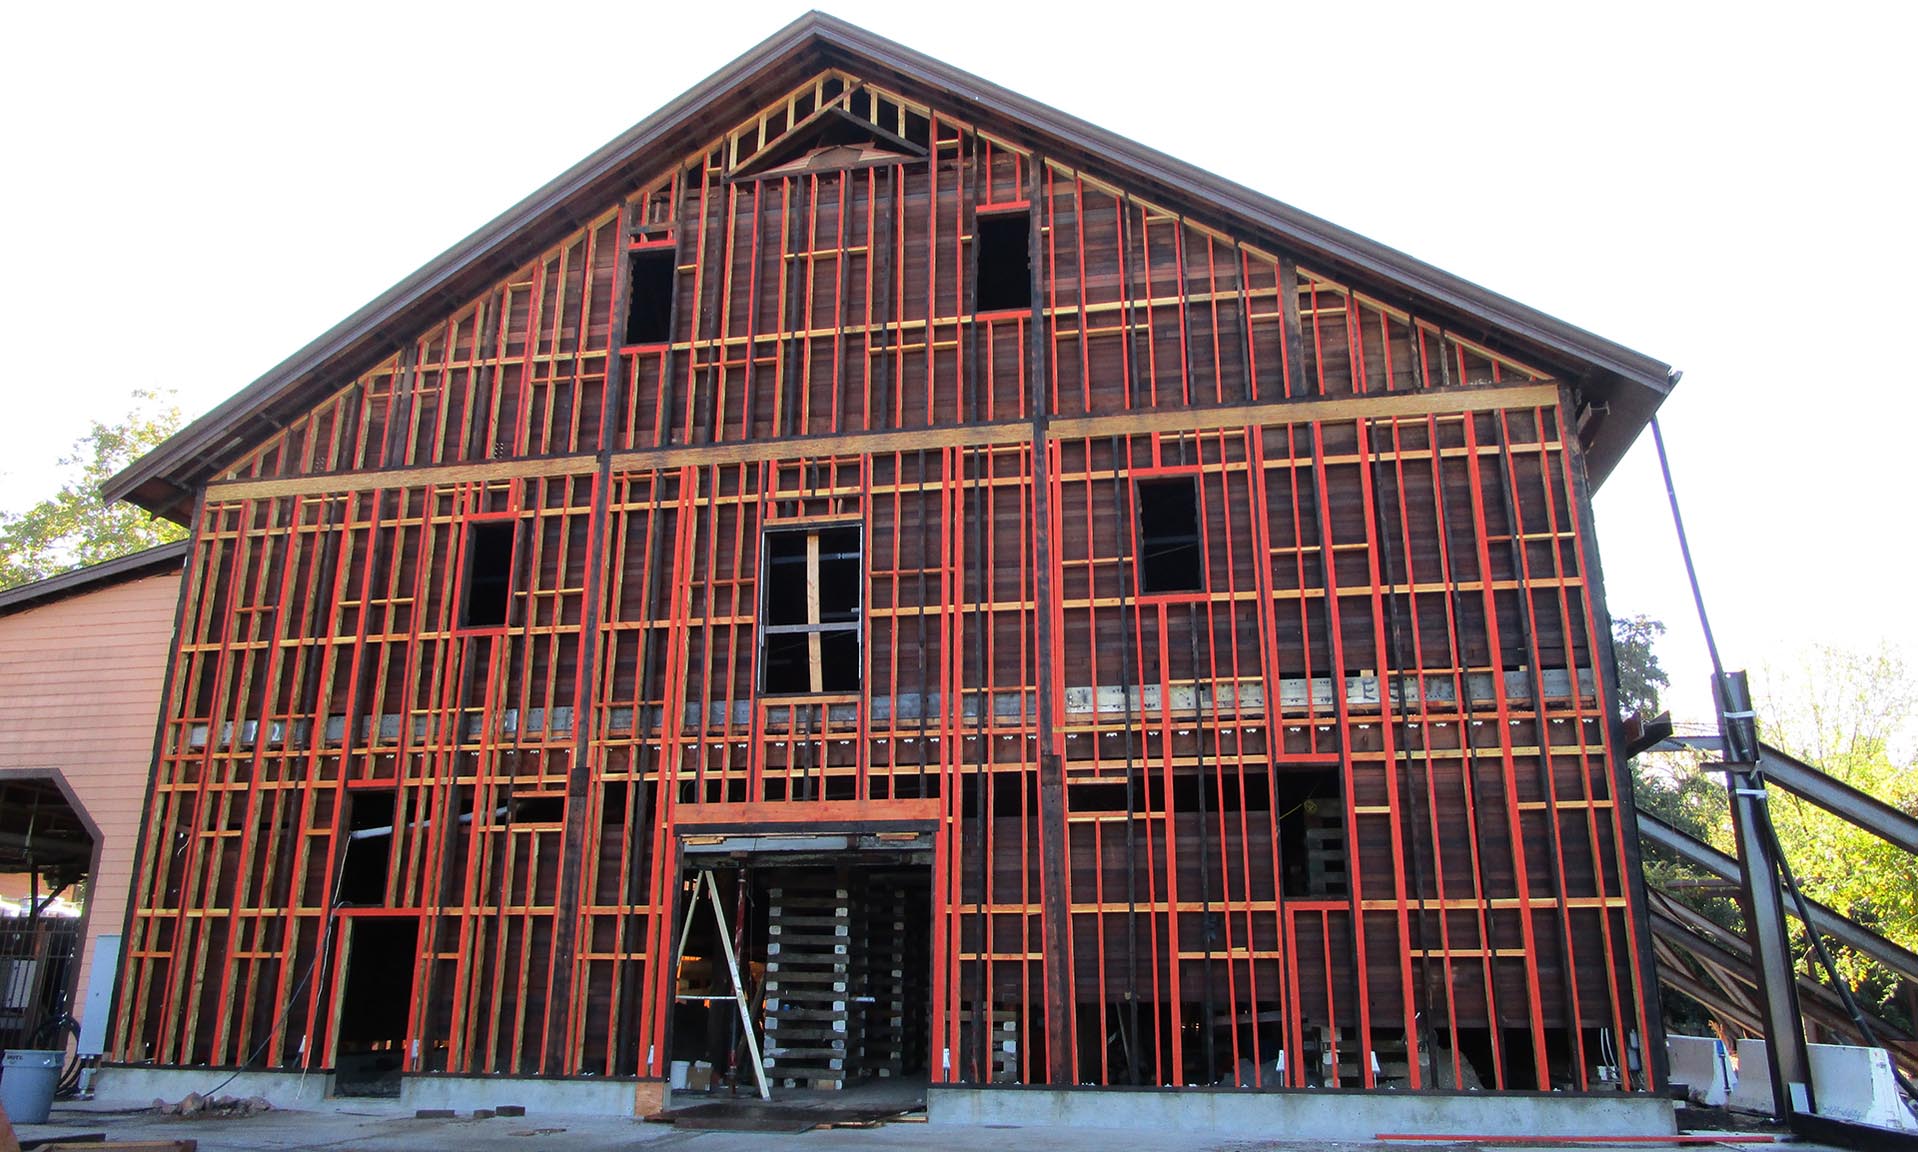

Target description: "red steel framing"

left=113, top=68, right=1657, bottom=1097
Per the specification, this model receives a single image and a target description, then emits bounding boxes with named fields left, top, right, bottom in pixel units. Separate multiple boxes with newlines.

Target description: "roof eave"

left=806, top=20, right=1674, bottom=401
left=102, top=12, right=836, bottom=521
left=0, top=540, right=190, bottom=617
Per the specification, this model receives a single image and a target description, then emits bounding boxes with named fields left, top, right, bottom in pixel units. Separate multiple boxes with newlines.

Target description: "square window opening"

left=461, top=521, right=515, bottom=628
left=1136, top=477, right=1204, bottom=594
left=975, top=211, right=1031, bottom=312
left=761, top=525, right=862, bottom=694
left=625, top=248, right=676, bottom=344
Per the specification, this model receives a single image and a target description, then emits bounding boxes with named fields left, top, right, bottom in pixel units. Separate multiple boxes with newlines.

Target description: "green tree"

left=1756, top=644, right=1918, bottom=1000
left=1630, top=635, right=1918, bottom=1019
left=1613, top=614, right=1734, bottom=925
left=1612, top=613, right=1670, bottom=723
left=0, top=390, right=186, bottom=590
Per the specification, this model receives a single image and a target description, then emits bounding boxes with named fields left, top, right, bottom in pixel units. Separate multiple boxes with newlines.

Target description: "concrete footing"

left=927, top=1084, right=1678, bottom=1138
left=95, top=1067, right=1680, bottom=1134
left=93, top=1066, right=330, bottom=1110
left=93, top=1066, right=641, bottom=1117
left=397, top=1074, right=636, bottom=1117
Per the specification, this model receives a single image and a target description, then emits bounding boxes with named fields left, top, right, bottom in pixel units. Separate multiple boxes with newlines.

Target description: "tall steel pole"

left=1717, top=670, right=1814, bottom=1118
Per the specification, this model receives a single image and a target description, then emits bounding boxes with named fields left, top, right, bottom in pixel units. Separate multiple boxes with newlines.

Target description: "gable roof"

left=0, top=540, right=188, bottom=619
left=105, top=11, right=1672, bottom=523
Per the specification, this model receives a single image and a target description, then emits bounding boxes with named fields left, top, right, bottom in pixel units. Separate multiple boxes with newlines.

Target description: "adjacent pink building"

left=0, top=543, right=184, bottom=1055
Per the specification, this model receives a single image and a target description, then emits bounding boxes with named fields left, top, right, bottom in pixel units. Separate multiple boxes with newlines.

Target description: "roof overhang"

left=106, top=12, right=1671, bottom=523
left=0, top=540, right=188, bottom=618
left=0, top=772, right=100, bottom=889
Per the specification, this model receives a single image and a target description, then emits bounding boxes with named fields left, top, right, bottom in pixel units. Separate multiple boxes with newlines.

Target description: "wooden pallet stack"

left=958, top=1004, right=1020, bottom=1083
left=760, top=877, right=852, bottom=1089
left=1309, top=1024, right=1407, bottom=1088
left=847, top=874, right=908, bottom=1079
left=898, top=881, right=931, bottom=1075
left=1303, top=815, right=1349, bottom=897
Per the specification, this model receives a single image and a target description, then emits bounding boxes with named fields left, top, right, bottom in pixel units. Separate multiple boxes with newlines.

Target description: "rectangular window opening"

left=511, top=793, right=567, bottom=824
left=1136, top=476, right=1204, bottom=594
left=461, top=521, right=515, bottom=629
left=625, top=248, right=676, bottom=345
left=975, top=210, right=1031, bottom=312
left=1276, top=768, right=1345, bottom=898
left=761, top=524, right=862, bottom=695
left=599, top=781, right=629, bottom=826
left=338, top=790, right=396, bottom=906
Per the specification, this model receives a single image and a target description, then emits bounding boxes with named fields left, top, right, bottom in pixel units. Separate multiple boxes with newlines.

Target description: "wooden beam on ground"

left=31, top=1144, right=197, bottom=1152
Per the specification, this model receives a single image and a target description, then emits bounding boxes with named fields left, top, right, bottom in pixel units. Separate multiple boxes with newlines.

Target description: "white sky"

left=3, top=2, right=1912, bottom=726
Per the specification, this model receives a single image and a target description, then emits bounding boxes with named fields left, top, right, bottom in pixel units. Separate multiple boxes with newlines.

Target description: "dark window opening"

left=1276, top=768, right=1345, bottom=898
left=1137, top=477, right=1204, bottom=594
left=461, top=521, right=515, bottom=629
left=338, top=791, right=396, bottom=906
left=600, top=781, right=629, bottom=826
left=764, top=532, right=809, bottom=626
left=762, top=609, right=861, bottom=693
left=975, top=211, right=1031, bottom=312
left=761, top=525, right=862, bottom=694
left=761, top=631, right=806, bottom=693
left=625, top=248, right=676, bottom=345
left=511, top=793, right=566, bottom=824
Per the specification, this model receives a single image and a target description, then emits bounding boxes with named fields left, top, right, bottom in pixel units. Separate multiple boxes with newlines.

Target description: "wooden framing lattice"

left=114, top=66, right=1657, bottom=1096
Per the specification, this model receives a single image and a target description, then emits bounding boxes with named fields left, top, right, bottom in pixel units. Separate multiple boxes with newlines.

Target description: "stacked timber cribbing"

left=960, top=1006, right=1020, bottom=1084
left=848, top=876, right=907, bottom=1079
left=900, top=881, right=931, bottom=1076
left=762, top=878, right=852, bottom=1089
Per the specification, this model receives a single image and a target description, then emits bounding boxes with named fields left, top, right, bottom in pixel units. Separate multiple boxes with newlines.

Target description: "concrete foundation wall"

left=399, top=1075, right=637, bottom=1117
left=94, top=1066, right=330, bottom=1110
left=93, top=1066, right=640, bottom=1118
left=927, top=1085, right=1677, bottom=1138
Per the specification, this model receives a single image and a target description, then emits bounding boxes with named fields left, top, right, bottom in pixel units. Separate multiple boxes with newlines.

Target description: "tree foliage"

left=0, top=390, right=186, bottom=590
left=1756, top=644, right=1918, bottom=997
left=1627, top=624, right=1918, bottom=1017
left=1612, top=614, right=1670, bottom=723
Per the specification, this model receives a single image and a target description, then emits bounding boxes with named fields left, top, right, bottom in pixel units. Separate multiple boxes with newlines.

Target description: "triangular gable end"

left=731, top=102, right=928, bottom=180
left=109, top=13, right=1670, bottom=521
left=202, top=62, right=1572, bottom=496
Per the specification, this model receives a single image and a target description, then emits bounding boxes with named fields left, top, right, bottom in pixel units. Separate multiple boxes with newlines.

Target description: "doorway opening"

left=333, top=917, right=418, bottom=1096
left=669, top=849, right=932, bottom=1111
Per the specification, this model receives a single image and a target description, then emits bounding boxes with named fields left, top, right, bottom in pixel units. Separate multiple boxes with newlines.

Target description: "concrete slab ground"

left=12, top=1100, right=1837, bottom=1152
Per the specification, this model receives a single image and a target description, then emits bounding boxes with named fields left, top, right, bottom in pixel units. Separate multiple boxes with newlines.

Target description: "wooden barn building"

left=97, top=13, right=1677, bottom=1127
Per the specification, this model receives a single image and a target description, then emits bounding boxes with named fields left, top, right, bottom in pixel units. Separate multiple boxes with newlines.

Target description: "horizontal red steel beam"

left=671, top=797, right=939, bottom=830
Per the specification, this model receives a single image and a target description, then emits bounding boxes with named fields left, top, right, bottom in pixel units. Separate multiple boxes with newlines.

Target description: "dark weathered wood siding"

left=115, top=68, right=1654, bottom=1095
